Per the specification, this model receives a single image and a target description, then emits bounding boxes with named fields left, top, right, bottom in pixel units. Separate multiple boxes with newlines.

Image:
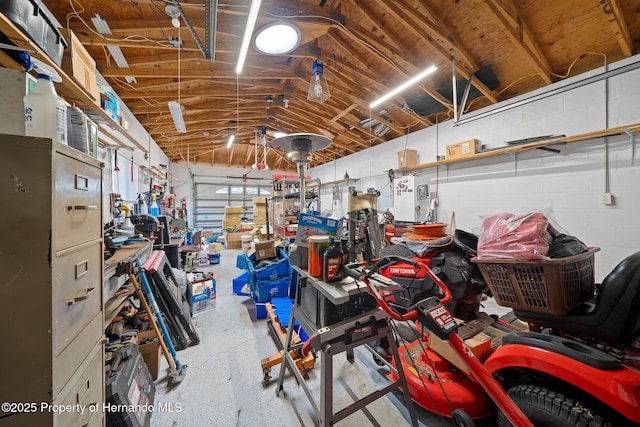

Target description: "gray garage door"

left=193, top=182, right=271, bottom=232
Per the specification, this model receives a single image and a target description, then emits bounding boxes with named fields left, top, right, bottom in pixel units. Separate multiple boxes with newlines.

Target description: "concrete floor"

left=151, top=248, right=503, bottom=427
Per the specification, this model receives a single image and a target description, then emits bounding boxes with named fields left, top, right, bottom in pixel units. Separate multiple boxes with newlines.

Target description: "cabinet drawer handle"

left=75, top=259, right=89, bottom=280
left=67, top=205, right=98, bottom=211
left=77, top=379, right=91, bottom=403
left=80, top=404, right=97, bottom=427
left=66, top=287, right=96, bottom=305
left=75, top=174, right=89, bottom=191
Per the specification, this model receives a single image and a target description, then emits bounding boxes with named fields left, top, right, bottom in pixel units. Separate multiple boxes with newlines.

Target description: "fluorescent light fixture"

left=168, top=100, right=186, bottom=132
left=91, top=13, right=137, bottom=83
left=235, top=0, right=263, bottom=74
left=369, top=65, right=437, bottom=109
left=227, top=134, right=236, bottom=148
left=287, top=152, right=293, bottom=157
left=273, top=131, right=287, bottom=138
left=253, top=22, right=300, bottom=55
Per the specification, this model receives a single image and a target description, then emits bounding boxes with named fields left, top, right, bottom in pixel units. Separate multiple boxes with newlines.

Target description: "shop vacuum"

left=105, top=343, right=156, bottom=427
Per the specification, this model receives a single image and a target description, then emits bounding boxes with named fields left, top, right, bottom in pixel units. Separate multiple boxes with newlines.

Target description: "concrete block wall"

left=313, top=55, right=640, bottom=281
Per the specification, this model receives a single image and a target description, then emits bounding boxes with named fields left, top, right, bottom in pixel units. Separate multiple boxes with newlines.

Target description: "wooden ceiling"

left=43, top=0, right=640, bottom=171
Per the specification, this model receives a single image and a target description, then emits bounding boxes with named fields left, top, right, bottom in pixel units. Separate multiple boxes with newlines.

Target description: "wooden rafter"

left=480, top=0, right=554, bottom=84
left=37, top=0, right=637, bottom=170
left=600, top=0, right=634, bottom=57
left=376, top=0, right=499, bottom=103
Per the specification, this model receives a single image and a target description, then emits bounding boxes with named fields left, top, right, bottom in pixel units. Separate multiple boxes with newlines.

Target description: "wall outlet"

left=600, top=193, right=613, bottom=205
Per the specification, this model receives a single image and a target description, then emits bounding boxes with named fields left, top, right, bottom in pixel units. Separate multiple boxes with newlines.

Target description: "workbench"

left=276, top=266, right=418, bottom=427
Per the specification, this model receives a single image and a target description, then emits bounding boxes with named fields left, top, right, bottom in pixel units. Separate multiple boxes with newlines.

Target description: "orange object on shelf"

left=308, top=235, right=330, bottom=277
left=406, top=223, right=448, bottom=241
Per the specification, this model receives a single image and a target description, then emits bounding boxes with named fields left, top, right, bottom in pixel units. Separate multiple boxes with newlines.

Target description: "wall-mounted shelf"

left=394, top=122, right=640, bottom=173
left=0, top=12, right=148, bottom=153
left=321, top=178, right=359, bottom=187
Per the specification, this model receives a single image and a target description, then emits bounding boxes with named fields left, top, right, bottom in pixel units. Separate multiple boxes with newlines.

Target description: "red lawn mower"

left=344, top=235, right=640, bottom=427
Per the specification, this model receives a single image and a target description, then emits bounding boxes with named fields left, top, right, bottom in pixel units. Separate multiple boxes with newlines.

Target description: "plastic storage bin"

left=245, top=247, right=291, bottom=282
left=0, top=0, right=68, bottom=66
left=252, top=276, right=290, bottom=303
left=232, top=272, right=250, bottom=296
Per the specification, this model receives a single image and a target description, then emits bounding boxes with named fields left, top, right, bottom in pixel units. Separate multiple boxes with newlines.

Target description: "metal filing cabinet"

left=0, top=135, right=104, bottom=426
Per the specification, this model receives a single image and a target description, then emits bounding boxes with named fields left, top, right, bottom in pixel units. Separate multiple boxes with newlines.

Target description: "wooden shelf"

left=0, top=12, right=148, bottom=153
left=321, top=178, right=359, bottom=186
left=394, top=123, right=640, bottom=173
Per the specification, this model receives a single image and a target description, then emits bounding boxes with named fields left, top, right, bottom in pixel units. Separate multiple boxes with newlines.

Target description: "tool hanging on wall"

left=114, top=149, right=120, bottom=172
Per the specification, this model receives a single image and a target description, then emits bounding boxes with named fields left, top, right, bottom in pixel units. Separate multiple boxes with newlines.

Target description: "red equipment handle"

left=344, top=256, right=452, bottom=306
left=342, top=259, right=533, bottom=427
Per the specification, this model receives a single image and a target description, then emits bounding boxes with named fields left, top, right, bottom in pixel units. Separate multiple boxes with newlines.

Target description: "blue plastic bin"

left=255, top=299, right=268, bottom=319
left=232, top=272, right=250, bottom=296
left=245, top=247, right=291, bottom=283
left=236, top=253, right=249, bottom=269
left=271, top=297, right=307, bottom=341
left=252, top=276, right=291, bottom=303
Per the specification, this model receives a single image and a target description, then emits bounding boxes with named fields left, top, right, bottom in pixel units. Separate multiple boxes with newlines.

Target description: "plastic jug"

left=150, top=194, right=160, bottom=217
left=24, top=73, right=67, bottom=144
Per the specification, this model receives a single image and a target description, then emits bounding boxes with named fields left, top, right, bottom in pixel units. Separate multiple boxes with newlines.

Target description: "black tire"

left=372, top=346, right=388, bottom=366
left=497, top=384, right=613, bottom=427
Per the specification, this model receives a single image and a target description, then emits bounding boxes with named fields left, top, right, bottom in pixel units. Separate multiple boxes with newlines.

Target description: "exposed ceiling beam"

left=331, top=103, right=358, bottom=123
left=376, top=0, right=499, bottom=104
left=600, top=0, right=634, bottom=57
left=480, top=0, right=554, bottom=84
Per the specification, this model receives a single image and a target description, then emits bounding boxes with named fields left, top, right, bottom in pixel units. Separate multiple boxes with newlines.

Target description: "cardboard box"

left=222, top=214, right=242, bottom=226
left=225, top=231, right=250, bottom=249
left=294, top=213, right=342, bottom=247
left=397, top=149, right=418, bottom=168
left=238, top=222, right=257, bottom=231
left=188, top=278, right=216, bottom=314
left=137, top=330, right=161, bottom=380
left=225, top=206, right=243, bottom=214
left=445, top=139, right=478, bottom=160
left=251, top=227, right=269, bottom=242
left=253, top=197, right=268, bottom=205
left=254, top=240, right=277, bottom=261
left=428, top=330, right=492, bottom=374
left=59, top=29, right=100, bottom=104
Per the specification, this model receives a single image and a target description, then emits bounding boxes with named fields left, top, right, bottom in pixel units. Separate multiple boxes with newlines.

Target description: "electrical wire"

left=551, top=51, right=607, bottom=79
left=65, top=0, right=85, bottom=26
left=148, top=0, right=170, bottom=41
left=497, top=73, right=542, bottom=96
left=112, top=77, right=138, bottom=91
left=67, top=0, right=173, bottom=47
left=261, top=9, right=406, bottom=77
left=178, top=25, right=181, bottom=105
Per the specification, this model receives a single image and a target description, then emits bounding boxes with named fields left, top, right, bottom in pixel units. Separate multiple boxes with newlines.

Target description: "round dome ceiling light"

left=253, top=22, right=301, bottom=55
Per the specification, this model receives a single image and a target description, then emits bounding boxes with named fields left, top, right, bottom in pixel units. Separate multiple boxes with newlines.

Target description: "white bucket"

left=241, top=235, right=252, bottom=250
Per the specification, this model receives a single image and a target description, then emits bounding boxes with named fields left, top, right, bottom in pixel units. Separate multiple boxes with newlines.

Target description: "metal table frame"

left=275, top=267, right=418, bottom=426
